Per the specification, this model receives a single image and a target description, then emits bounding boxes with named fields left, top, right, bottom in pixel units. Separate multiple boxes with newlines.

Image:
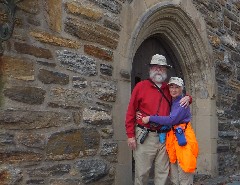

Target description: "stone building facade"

left=0, top=0, right=239, bottom=184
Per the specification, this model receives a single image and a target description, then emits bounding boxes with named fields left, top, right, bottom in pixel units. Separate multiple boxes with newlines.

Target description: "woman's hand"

left=136, top=111, right=142, bottom=120
left=142, top=116, right=150, bottom=124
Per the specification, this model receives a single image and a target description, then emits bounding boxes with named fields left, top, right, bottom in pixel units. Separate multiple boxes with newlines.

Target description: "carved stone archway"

left=114, top=1, right=218, bottom=184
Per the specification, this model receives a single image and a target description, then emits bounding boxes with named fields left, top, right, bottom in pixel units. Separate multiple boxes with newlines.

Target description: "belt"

left=137, top=124, right=161, bottom=133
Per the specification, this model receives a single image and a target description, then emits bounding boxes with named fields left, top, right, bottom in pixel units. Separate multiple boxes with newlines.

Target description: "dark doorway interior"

left=131, top=35, right=184, bottom=182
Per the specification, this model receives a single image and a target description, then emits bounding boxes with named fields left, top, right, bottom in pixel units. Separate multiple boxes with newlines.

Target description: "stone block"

left=84, top=45, right=113, bottom=61
left=89, top=0, right=122, bottom=14
left=14, top=42, right=53, bottom=59
left=0, top=110, right=72, bottom=130
left=48, top=87, right=93, bottom=109
left=0, top=151, right=42, bottom=164
left=65, top=2, right=103, bottom=21
left=46, top=0, right=62, bottom=32
left=56, top=50, right=97, bottom=76
left=91, top=80, right=117, bottom=102
left=75, top=159, right=109, bottom=183
left=27, top=164, right=71, bottom=177
left=83, top=107, right=112, bottom=125
left=100, top=63, right=113, bottom=76
left=46, top=129, right=100, bottom=160
left=30, top=31, right=81, bottom=49
left=17, top=0, right=39, bottom=14
left=1, top=56, right=34, bottom=81
left=38, top=69, right=69, bottom=85
left=4, top=86, right=45, bottom=105
left=64, top=17, right=119, bottom=49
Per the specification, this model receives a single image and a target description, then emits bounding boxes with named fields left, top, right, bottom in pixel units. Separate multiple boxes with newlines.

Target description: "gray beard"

left=150, top=71, right=167, bottom=83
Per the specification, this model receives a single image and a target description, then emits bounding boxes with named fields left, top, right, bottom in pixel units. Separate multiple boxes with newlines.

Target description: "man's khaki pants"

left=134, top=127, right=169, bottom=185
left=170, top=162, right=193, bottom=185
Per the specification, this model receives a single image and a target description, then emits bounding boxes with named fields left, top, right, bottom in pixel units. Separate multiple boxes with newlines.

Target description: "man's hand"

left=142, top=116, right=150, bottom=124
left=180, top=95, right=190, bottom=108
left=127, top=137, right=136, bottom=150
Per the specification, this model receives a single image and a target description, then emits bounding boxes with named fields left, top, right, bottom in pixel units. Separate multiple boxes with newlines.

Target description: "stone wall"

left=0, top=0, right=123, bottom=184
left=192, top=0, right=240, bottom=175
left=0, top=0, right=240, bottom=184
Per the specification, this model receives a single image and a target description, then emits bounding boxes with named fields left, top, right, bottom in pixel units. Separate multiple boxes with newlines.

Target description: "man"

left=125, top=54, right=190, bottom=185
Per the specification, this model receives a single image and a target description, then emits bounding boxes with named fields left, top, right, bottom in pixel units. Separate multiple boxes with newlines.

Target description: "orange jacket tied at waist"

left=166, top=122, right=199, bottom=173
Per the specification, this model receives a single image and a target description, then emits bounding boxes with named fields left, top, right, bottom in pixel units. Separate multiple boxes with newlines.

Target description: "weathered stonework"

left=1, top=56, right=34, bottom=81
left=65, top=17, right=119, bottom=49
left=48, top=87, right=93, bottom=109
left=30, top=31, right=81, bottom=49
left=84, top=45, right=113, bottom=61
left=17, top=0, right=39, bottom=14
left=91, top=81, right=117, bottom=102
left=0, top=110, right=72, bottom=130
left=38, top=69, right=69, bottom=85
left=4, top=86, right=46, bottom=105
left=82, top=107, right=112, bottom=125
left=45, top=0, right=62, bottom=32
left=46, top=129, right=100, bottom=160
left=65, top=2, right=103, bottom=21
left=0, top=0, right=240, bottom=184
left=14, top=42, right=53, bottom=59
left=56, top=50, right=97, bottom=76
left=75, top=159, right=109, bottom=183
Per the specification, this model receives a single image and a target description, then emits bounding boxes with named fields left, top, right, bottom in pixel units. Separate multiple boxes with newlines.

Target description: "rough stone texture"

left=56, top=50, right=97, bottom=76
left=48, top=87, right=93, bottom=109
left=27, top=164, right=71, bottom=177
left=100, top=63, right=113, bottom=76
left=100, top=142, right=118, bottom=156
left=75, top=159, right=109, bottom=183
left=0, top=132, right=14, bottom=145
left=3, top=86, right=46, bottom=105
left=16, top=132, right=45, bottom=149
left=84, top=45, right=113, bottom=61
left=38, top=69, right=69, bottom=85
left=0, top=165, right=22, bottom=185
left=65, top=2, right=103, bottom=21
left=26, top=179, right=45, bottom=184
left=46, top=129, right=100, bottom=160
left=89, top=0, right=122, bottom=14
left=83, top=107, right=112, bottom=125
left=0, top=110, right=71, bottom=130
left=0, top=151, right=42, bottom=164
left=72, top=76, right=87, bottom=88
left=17, top=0, right=39, bottom=14
left=103, top=19, right=121, bottom=32
left=100, top=126, right=114, bottom=139
left=49, top=179, right=82, bottom=185
left=65, top=17, right=119, bottom=49
left=91, top=81, right=117, bottom=102
left=30, top=31, right=81, bottom=49
left=14, top=42, right=53, bottom=59
left=46, top=0, right=62, bottom=32
left=1, top=56, right=34, bottom=81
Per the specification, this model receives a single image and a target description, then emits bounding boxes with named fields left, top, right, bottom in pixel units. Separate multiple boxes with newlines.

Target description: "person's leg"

left=134, top=128, right=159, bottom=185
left=169, top=162, right=180, bottom=185
left=178, top=162, right=193, bottom=185
left=154, top=141, right=170, bottom=185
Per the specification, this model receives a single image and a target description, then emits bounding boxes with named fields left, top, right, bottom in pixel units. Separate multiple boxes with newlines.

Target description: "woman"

left=141, top=77, right=199, bottom=185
